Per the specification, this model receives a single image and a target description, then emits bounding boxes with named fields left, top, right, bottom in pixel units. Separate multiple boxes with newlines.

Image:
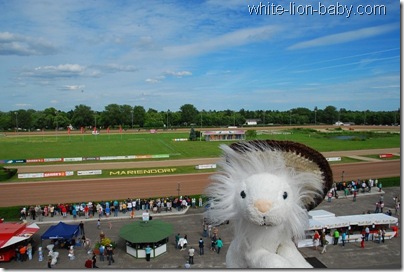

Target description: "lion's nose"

left=254, top=199, right=272, bottom=213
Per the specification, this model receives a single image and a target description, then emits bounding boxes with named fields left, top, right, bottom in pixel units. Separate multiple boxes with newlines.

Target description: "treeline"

left=0, top=104, right=400, bottom=131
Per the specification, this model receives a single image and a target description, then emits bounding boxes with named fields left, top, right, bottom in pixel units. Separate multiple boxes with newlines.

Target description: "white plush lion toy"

left=204, top=140, right=333, bottom=268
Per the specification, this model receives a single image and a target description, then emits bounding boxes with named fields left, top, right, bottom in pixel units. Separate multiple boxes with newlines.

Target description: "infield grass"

left=0, top=129, right=400, bottom=162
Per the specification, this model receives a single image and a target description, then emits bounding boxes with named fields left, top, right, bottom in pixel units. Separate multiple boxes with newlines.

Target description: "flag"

left=107, top=127, right=110, bottom=133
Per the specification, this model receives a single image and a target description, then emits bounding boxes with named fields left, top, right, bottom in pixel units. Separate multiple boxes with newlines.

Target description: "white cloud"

left=61, top=85, right=85, bottom=91
left=0, top=32, right=58, bottom=56
left=165, top=71, right=192, bottom=77
left=288, top=24, right=397, bottom=50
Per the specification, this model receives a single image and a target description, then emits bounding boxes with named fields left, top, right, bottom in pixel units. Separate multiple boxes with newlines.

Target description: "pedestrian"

left=184, top=261, right=191, bottom=268
left=320, top=234, right=329, bottom=254
left=378, top=228, right=382, bottom=244
left=382, top=228, right=386, bottom=243
left=92, top=253, right=98, bottom=268
left=27, top=243, right=33, bottom=261
left=333, top=229, right=340, bottom=245
left=327, top=191, right=332, bottom=202
left=97, top=219, right=101, bottom=229
left=198, top=238, right=204, bottom=255
left=375, top=202, right=380, bottom=213
left=353, top=190, right=357, bottom=202
left=145, top=245, right=151, bottom=262
left=216, top=237, right=223, bottom=254
left=341, top=231, right=346, bottom=246
left=210, top=236, right=217, bottom=252
left=380, top=201, right=384, bottom=213
left=188, top=246, right=195, bottom=264
left=202, top=219, right=208, bottom=237
left=79, top=221, right=85, bottom=236
left=313, top=230, right=320, bottom=250
left=99, top=244, right=105, bottom=262
left=360, top=234, right=365, bottom=248
left=106, top=244, right=115, bottom=265
left=365, top=226, right=370, bottom=241
left=175, top=233, right=180, bottom=249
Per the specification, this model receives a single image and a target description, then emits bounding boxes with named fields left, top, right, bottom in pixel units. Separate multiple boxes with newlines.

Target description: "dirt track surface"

left=0, top=149, right=400, bottom=207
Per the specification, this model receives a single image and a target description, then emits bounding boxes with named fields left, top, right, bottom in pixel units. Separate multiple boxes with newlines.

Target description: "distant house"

left=202, top=130, right=245, bottom=141
left=245, top=119, right=260, bottom=126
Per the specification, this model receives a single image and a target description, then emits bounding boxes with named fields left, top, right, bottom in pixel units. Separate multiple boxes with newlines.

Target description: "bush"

left=0, top=167, right=17, bottom=181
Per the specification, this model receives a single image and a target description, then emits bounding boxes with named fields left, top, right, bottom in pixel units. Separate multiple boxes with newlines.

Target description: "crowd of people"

left=19, top=195, right=204, bottom=222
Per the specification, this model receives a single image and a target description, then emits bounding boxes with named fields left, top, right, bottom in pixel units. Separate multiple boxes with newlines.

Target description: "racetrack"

left=0, top=148, right=400, bottom=207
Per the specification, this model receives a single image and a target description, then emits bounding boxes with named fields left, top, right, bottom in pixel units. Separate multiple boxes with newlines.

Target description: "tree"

left=71, top=104, right=93, bottom=128
left=180, top=104, right=198, bottom=126
left=133, top=106, right=146, bottom=128
left=322, top=106, right=338, bottom=124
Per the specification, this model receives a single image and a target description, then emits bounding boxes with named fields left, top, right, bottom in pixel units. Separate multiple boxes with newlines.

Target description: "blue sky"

left=0, top=0, right=400, bottom=112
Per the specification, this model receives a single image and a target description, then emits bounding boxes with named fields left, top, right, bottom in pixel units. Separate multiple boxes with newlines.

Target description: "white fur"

left=204, top=142, right=325, bottom=268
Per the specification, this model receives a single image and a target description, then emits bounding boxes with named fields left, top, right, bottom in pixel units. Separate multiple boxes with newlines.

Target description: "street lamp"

left=167, top=109, right=170, bottom=129
left=14, top=112, right=18, bottom=134
left=131, top=110, right=134, bottom=129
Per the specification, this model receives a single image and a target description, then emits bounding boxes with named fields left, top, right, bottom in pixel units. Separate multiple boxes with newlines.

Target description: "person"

left=92, top=253, right=98, bottom=268
left=145, top=245, right=151, bottom=262
left=378, top=228, right=382, bottom=244
left=216, top=237, right=223, bottom=254
left=97, top=219, right=101, bottom=229
left=184, top=261, right=191, bottom=268
left=333, top=229, right=340, bottom=245
left=48, top=258, right=52, bottom=268
left=99, top=244, right=105, bottom=262
left=313, top=230, right=320, bottom=250
left=188, top=246, right=195, bottom=264
left=360, top=234, right=365, bottom=248
left=327, top=191, right=332, bottom=202
left=365, top=226, right=370, bottom=241
left=198, top=238, right=204, bottom=255
left=79, top=221, right=85, bottom=236
left=19, top=244, right=27, bottom=262
left=382, top=228, right=386, bottom=243
left=320, top=234, right=329, bottom=254
left=353, top=190, right=357, bottom=202
left=387, top=209, right=392, bottom=216
left=178, top=236, right=188, bottom=251
left=341, top=231, right=346, bottom=246
left=106, top=244, right=115, bottom=265
left=27, top=243, right=33, bottom=261
left=202, top=219, right=208, bottom=237
left=210, top=236, right=217, bottom=252
left=175, top=233, right=180, bottom=249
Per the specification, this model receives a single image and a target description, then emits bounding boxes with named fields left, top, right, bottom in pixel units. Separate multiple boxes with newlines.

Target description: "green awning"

left=119, top=220, right=173, bottom=243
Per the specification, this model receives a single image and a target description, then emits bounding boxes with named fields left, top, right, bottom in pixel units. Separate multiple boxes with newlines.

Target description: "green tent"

left=119, top=220, right=173, bottom=243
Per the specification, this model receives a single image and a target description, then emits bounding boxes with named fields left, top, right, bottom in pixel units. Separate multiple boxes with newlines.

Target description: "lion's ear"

left=229, top=140, right=333, bottom=210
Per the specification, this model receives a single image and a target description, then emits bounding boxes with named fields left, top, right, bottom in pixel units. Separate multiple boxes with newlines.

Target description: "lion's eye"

left=240, top=190, right=246, bottom=199
left=283, top=192, right=288, bottom=200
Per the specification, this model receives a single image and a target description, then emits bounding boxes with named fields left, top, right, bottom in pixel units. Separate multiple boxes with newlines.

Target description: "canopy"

left=119, top=220, right=172, bottom=243
left=41, top=222, right=79, bottom=240
left=0, top=222, right=39, bottom=249
left=308, top=210, right=398, bottom=230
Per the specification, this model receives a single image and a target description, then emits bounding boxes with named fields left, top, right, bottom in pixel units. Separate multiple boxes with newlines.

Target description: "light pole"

left=200, top=110, right=203, bottom=141
left=131, top=110, right=134, bottom=130
left=289, top=110, right=292, bottom=126
left=167, top=109, right=170, bottom=129
left=14, top=112, right=18, bottom=134
left=314, top=108, right=317, bottom=125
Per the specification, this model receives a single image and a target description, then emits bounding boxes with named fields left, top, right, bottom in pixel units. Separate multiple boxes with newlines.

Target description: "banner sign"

left=326, top=157, right=341, bottom=162
left=109, top=168, right=177, bottom=176
left=64, top=157, right=83, bottom=162
left=78, top=170, right=102, bottom=176
left=82, top=157, right=100, bottom=161
left=26, top=159, right=45, bottom=163
left=18, top=171, right=74, bottom=179
left=195, top=164, right=217, bottom=170
left=5, top=159, right=26, bottom=164
left=44, top=158, right=63, bottom=163
left=379, top=154, right=393, bottom=158
left=99, top=156, right=136, bottom=161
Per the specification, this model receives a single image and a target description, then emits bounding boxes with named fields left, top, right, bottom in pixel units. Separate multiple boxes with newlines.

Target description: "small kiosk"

left=119, top=219, right=173, bottom=259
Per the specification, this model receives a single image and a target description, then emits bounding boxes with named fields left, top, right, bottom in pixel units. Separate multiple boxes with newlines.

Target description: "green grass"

left=0, top=129, right=400, bottom=163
